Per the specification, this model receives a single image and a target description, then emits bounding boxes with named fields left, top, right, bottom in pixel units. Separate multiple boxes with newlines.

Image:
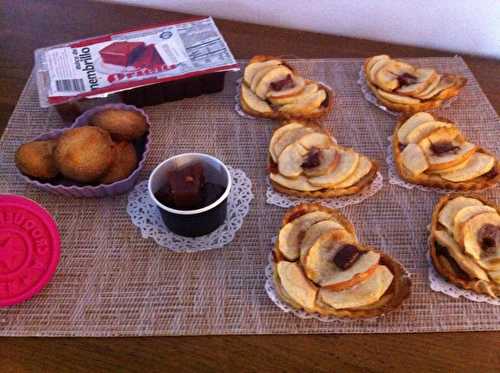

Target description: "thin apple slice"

left=243, top=59, right=282, bottom=86
left=250, top=64, right=283, bottom=92
left=269, top=82, right=319, bottom=105
left=299, top=220, right=347, bottom=265
left=241, top=84, right=274, bottom=116
left=400, top=143, right=429, bottom=176
left=396, top=68, right=437, bottom=97
left=452, top=205, right=496, bottom=245
left=397, top=112, right=435, bottom=144
left=254, top=65, right=294, bottom=99
left=429, top=154, right=472, bottom=175
left=368, top=58, right=391, bottom=84
left=489, top=269, right=500, bottom=283
left=276, top=261, right=318, bottom=312
left=418, top=74, right=456, bottom=100
left=304, top=231, right=379, bottom=289
left=270, top=173, right=323, bottom=191
left=298, top=132, right=332, bottom=149
left=267, top=75, right=306, bottom=99
left=375, top=60, right=416, bottom=91
left=415, top=73, right=441, bottom=98
left=303, top=147, right=340, bottom=177
left=333, top=155, right=373, bottom=189
left=440, top=153, right=495, bottom=182
left=278, top=89, right=327, bottom=115
left=433, top=229, right=489, bottom=281
left=479, top=257, right=500, bottom=272
left=462, top=212, right=500, bottom=260
left=308, top=149, right=359, bottom=187
left=278, top=210, right=332, bottom=260
left=317, top=265, right=393, bottom=309
left=270, top=126, right=313, bottom=162
left=424, top=142, right=476, bottom=171
left=269, top=122, right=306, bottom=162
left=405, top=121, right=452, bottom=144
left=366, top=55, right=390, bottom=75
left=278, top=142, right=307, bottom=178
left=438, top=196, right=483, bottom=232
left=376, top=89, right=421, bottom=104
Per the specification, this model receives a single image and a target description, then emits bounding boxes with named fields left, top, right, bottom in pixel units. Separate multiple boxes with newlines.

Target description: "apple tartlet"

left=393, top=112, right=500, bottom=190
left=269, top=121, right=379, bottom=198
left=272, top=204, right=411, bottom=318
left=364, top=55, right=466, bottom=113
left=429, top=194, right=500, bottom=298
left=240, top=55, right=333, bottom=120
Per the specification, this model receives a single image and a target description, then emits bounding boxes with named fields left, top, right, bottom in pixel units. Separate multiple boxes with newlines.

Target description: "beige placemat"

left=0, top=58, right=499, bottom=336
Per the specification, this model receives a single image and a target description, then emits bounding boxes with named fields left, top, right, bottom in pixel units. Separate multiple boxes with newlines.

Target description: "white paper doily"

left=266, top=171, right=384, bottom=209
left=234, top=78, right=333, bottom=120
left=357, top=66, right=456, bottom=116
left=126, top=167, right=253, bottom=252
left=427, top=253, right=500, bottom=305
left=234, top=78, right=259, bottom=120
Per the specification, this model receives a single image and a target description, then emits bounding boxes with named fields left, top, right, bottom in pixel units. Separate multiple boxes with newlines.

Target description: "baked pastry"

left=15, top=140, right=58, bottom=179
left=393, top=112, right=500, bottom=190
left=429, top=193, right=500, bottom=298
left=98, top=141, right=138, bottom=184
left=91, top=109, right=148, bottom=141
left=272, top=204, right=411, bottom=318
left=269, top=121, right=379, bottom=197
left=240, top=55, right=334, bottom=120
left=364, top=55, right=466, bottom=113
left=54, top=126, right=114, bottom=183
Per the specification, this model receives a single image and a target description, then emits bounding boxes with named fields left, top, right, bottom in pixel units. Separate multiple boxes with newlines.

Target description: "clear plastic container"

left=34, top=16, right=239, bottom=122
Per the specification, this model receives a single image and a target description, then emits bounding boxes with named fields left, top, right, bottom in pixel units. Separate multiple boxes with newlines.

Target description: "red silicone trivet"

left=0, top=194, right=60, bottom=307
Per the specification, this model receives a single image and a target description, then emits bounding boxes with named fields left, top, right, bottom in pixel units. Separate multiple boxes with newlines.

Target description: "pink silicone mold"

left=18, top=103, right=151, bottom=198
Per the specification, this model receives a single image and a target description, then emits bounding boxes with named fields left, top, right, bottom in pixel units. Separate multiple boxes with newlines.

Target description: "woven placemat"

left=0, top=58, right=499, bottom=336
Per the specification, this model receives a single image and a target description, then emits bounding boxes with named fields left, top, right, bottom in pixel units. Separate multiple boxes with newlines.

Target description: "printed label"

left=36, top=17, right=238, bottom=105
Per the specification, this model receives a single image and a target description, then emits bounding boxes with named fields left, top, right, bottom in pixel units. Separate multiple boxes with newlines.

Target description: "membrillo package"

left=34, top=16, right=239, bottom=110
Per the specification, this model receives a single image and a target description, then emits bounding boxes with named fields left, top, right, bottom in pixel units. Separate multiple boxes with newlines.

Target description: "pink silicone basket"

left=18, top=103, right=151, bottom=198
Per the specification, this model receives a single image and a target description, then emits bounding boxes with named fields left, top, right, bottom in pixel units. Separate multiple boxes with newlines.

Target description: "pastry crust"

left=429, top=193, right=500, bottom=298
left=240, top=55, right=334, bottom=120
left=363, top=57, right=466, bottom=114
left=393, top=115, right=500, bottom=190
left=272, top=204, right=411, bottom=319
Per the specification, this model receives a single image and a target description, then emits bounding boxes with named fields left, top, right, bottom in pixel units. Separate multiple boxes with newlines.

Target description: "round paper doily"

left=357, top=66, right=456, bottom=116
left=427, top=254, right=500, bottom=305
left=266, top=172, right=384, bottom=209
left=234, top=78, right=259, bottom=120
left=127, top=167, right=253, bottom=252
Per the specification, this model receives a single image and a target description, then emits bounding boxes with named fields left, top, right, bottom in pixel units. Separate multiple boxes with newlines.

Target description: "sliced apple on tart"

left=364, top=55, right=466, bottom=113
left=429, top=194, right=500, bottom=298
left=303, top=231, right=379, bottom=290
left=269, top=121, right=379, bottom=198
left=272, top=204, right=411, bottom=318
left=269, top=82, right=319, bottom=106
left=240, top=84, right=275, bottom=118
left=240, top=55, right=333, bottom=119
left=393, top=112, right=500, bottom=190
left=243, top=58, right=282, bottom=86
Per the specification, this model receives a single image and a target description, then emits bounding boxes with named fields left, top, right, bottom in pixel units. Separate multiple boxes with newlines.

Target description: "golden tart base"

left=429, top=193, right=500, bottom=298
